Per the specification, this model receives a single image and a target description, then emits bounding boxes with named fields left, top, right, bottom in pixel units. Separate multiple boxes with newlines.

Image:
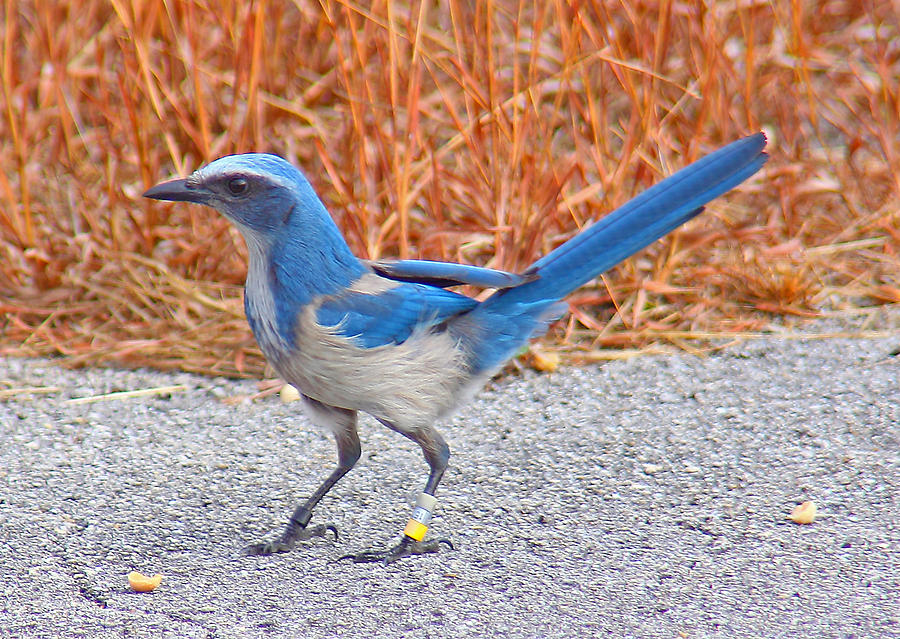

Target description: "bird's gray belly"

left=262, top=306, right=471, bottom=433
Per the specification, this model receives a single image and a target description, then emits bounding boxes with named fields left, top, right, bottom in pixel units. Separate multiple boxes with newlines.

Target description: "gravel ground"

left=1, top=312, right=898, bottom=638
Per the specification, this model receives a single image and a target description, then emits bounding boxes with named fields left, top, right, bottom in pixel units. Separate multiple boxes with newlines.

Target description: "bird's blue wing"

left=367, top=259, right=538, bottom=289
left=316, top=280, right=478, bottom=348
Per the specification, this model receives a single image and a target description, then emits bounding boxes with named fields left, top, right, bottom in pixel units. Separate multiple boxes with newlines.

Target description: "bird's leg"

left=242, top=398, right=360, bottom=556
left=340, top=424, right=453, bottom=564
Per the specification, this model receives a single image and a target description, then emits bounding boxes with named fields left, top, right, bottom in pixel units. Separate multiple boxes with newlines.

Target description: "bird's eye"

left=227, top=177, right=249, bottom=196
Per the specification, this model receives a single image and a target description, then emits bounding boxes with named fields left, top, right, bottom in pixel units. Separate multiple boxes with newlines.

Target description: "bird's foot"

left=241, top=522, right=338, bottom=556
left=338, top=536, right=453, bottom=564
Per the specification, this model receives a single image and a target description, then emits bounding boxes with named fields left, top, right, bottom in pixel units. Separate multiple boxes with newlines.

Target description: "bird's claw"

left=322, top=524, right=339, bottom=540
left=241, top=523, right=338, bottom=556
left=338, top=536, right=453, bottom=564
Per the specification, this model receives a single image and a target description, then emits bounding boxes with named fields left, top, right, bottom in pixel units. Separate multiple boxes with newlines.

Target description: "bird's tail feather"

left=494, top=133, right=767, bottom=309
left=461, top=133, right=768, bottom=373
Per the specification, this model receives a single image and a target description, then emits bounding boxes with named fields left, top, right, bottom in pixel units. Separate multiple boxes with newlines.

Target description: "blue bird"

left=144, top=133, right=768, bottom=563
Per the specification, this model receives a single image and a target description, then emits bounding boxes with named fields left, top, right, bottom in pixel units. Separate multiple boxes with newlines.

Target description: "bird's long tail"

left=462, top=133, right=768, bottom=373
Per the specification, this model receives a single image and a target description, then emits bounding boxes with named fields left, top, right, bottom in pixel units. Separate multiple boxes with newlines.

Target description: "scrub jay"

left=144, top=133, right=767, bottom=563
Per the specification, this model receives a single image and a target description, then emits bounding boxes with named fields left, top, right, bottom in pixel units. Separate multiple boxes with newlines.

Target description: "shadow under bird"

left=144, top=133, right=768, bottom=563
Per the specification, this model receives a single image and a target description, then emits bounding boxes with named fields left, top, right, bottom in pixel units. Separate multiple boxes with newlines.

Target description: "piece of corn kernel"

left=128, top=571, right=162, bottom=592
left=788, top=501, right=817, bottom=524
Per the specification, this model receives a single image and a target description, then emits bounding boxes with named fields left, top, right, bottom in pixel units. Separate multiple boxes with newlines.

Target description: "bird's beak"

left=143, top=178, right=210, bottom=204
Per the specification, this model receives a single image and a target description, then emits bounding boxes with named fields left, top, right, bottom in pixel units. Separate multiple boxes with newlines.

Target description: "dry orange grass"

left=1, top=0, right=898, bottom=377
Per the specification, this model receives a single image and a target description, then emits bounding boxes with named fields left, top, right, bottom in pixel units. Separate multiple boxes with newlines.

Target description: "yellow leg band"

left=404, top=519, right=428, bottom=541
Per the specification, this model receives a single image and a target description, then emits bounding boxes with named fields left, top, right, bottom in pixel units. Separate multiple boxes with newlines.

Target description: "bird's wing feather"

left=316, top=280, right=478, bottom=348
left=367, top=259, right=538, bottom=289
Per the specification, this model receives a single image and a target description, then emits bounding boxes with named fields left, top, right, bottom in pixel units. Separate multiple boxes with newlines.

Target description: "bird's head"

left=143, top=153, right=325, bottom=241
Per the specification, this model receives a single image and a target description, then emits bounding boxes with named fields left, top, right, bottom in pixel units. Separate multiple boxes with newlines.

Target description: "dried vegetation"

left=1, top=0, right=898, bottom=376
